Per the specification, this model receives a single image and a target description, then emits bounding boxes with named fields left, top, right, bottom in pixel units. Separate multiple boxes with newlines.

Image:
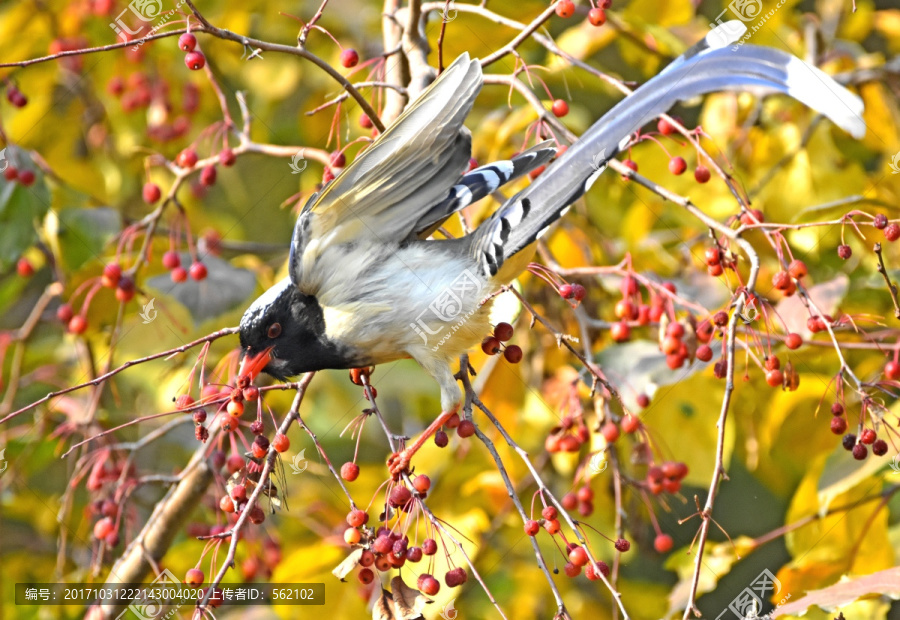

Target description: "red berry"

left=494, top=322, right=514, bottom=341
left=696, top=344, right=713, bottom=362
left=219, top=495, right=235, bottom=513
left=161, top=251, right=180, bottom=270
left=359, top=114, right=373, bottom=129
left=545, top=518, right=561, bottom=534
left=434, top=430, right=449, bottom=447
left=184, top=51, right=206, bottom=70
left=860, top=429, right=876, bottom=445
left=457, top=419, right=476, bottom=438
left=189, top=261, right=207, bottom=281
left=852, top=443, right=867, bottom=460
left=564, top=562, right=581, bottom=578
left=885, top=223, right=900, bottom=242
left=357, top=567, right=374, bottom=585
left=3, top=166, right=17, bottom=181
left=872, top=439, right=888, bottom=456
left=885, top=361, right=900, bottom=381
left=831, top=403, right=844, bottom=416
left=56, top=303, right=74, bottom=323
left=654, top=534, right=673, bottom=553
left=657, top=118, right=674, bottom=135
left=555, top=0, right=575, bottom=18
left=615, top=538, right=630, bottom=552
left=389, top=485, right=413, bottom=508
left=68, top=315, right=88, bottom=334
left=788, top=260, right=807, bottom=279
left=874, top=214, right=888, bottom=229
left=571, top=284, right=587, bottom=301
left=176, top=148, right=198, bottom=168
left=830, top=417, right=847, bottom=434
left=772, top=271, right=791, bottom=291
left=18, top=170, right=35, bottom=186
left=251, top=435, right=269, bottom=458
left=102, top=263, right=122, bottom=288
left=740, top=209, right=764, bottom=225
left=142, top=182, right=161, bottom=203
left=16, top=257, right=34, bottom=277
left=704, top=247, right=721, bottom=266
left=413, top=474, right=431, bottom=494
left=524, top=520, right=540, bottom=536
left=842, top=434, right=857, bottom=450
left=418, top=574, right=440, bottom=596
left=481, top=336, right=501, bottom=355
left=422, top=538, right=438, bottom=556
left=184, top=568, right=204, bottom=584
left=551, top=99, right=569, bottom=118
left=341, top=462, right=360, bottom=481
left=636, top=393, right=650, bottom=408
left=272, top=433, right=289, bottom=452
left=179, top=33, right=197, bottom=52
left=765, top=369, right=783, bottom=388
left=601, top=422, right=619, bottom=442
left=93, top=517, right=114, bottom=539
left=542, top=505, right=558, bottom=520
left=569, top=545, right=588, bottom=568
left=585, top=561, right=610, bottom=580
left=344, top=527, right=361, bottom=545
left=503, top=344, right=523, bottom=363
left=340, top=49, right=359, bottom=68
left=171, top=266, right=188, bottom=282
left=200, top=165, right=217, bottom=186
left=621, top=414, right=640, bottom=433
left=587, top=7, right=606, bottom=25
left=837, top=244, right=852, bottom=259
left=668, top=156, right=687, bottom=175
left=219, top=148, right=236, bottom=167
left=785, top=333, right=802, bottom=350
left=444, top=567, right=467, bottom=587
left=559, top=284, right=575, bottom=299
left=694, top=166, right=711, bottom=183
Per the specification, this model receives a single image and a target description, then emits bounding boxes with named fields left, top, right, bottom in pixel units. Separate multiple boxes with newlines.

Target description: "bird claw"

left=387, top=451, right=410, bottom=479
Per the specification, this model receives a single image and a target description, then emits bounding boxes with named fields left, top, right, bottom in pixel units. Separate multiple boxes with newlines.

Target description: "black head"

left=238, top=278, right=342, bottom=381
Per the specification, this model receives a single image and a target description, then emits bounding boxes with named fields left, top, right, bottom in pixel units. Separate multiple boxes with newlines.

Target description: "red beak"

left=238, top=347, right=273, bottom=383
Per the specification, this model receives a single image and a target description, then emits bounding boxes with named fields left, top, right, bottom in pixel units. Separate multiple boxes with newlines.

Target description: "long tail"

left=469, top=21, right=866, bottom=277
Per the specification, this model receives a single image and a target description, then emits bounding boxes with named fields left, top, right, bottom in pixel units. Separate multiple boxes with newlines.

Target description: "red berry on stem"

left=503, top=344, right=523, bottom=363
left=219, top=148, right=236, bottom=167
left=872, top=439, right=888, bottom=456
left=654, top=534, right=674, bottom=553
left=481, top=336, right=501, bottom=355
left=200, top=165, right=217, bottom=186
left=340, top=461, right=360, bottom=481
left=885, top=223, right=900, bottom=242
left=184, top=568, right=204, bottom=584
left=657, top=117, right=674, bottom=135
left=837, top=244, right=852, bottom=260
left=419, top=575, right=440, bottom=596
left=3, top=166, right=17, bottom=181
left=555, top=0, right=575, bottom=18
left=340, top=49, right=359, bottom=68
left=272, top=433, right=289, bottom=452
left=765, top=369, right=783, bottom=388
left=610, top=321, right=630, bottom=342
left=885, top=361, right=900, bottom=381
left=171, top=266, right=188, bottom=282
left=852, top=443, right=867, bottom=460
left=142, top=182, right=161, bottom=203
left=494, top=322, right=514, bottom=341
left=621, top=414, right=640, bottom=433
left=551, top=99, right=569, bottom=118
left=93, top=517, right=114, bottom=539
left=359, top=114, right=373, bottom=129
left=788, top=260, right=807, bottom=279
left=18, top=170, right=35, bottom=186
left=184, top=51, right=206, bottom=70
left=176, top=148, right=198, bottom=168
left=636, top=393, right=650, bottom=408
left=524, top=520, right=540, bottom=536
left=357, top=567, right=374, bottom=585
left=434, top=430, right=449, bottom=447
left=179, top=33, right=197, bottom=52
left=668, top=156, right=687, bottom=175
left=16, top=257, right=34, bottom=277
left=785, top=333, right=802, bottom=350
left=457, top=419, right=476, bottom=438
left=615, top=538, right=630, bottom=552
left=830, top=417, right=847, bottom=434
left=601, top=422, right=619, bottom=442
left=413, top=474, right=431, bottom=494
left=57, top=303, right=74, bottom=323
left=68, top=315, right=88, bottom=334
left=860, top=429, right=876, bottom=444
left=162, top=251, right=180, bottom=270
left=694, top=166, right=711, bottom=183
left=587, top=7, right=606, bottom=25
left=189, top=262, right=207, bottom=281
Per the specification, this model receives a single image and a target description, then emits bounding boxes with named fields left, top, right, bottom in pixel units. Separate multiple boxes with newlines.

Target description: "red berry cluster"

left=645, top=461, right=689, bottom=495
left=561, top=485, right=597, bottom=517
left=161, top=249, right=207, bottom=283
left=6, top=83, right=28, bottom=107
left=831, top=401, right=889, bottom=461
left=4, top=164, right=37, bottom=186
left=179, top=33, right=206, bottom=70
left=481, top=322, right=522, bottom=363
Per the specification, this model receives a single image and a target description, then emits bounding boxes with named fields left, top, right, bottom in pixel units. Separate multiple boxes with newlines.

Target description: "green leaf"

left=55, top=207, right=122, bottom=271
left=0, top=166, right=50, bottom=270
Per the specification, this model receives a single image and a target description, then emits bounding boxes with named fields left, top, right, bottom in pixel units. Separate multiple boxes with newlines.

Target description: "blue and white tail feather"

left=469, top=21, right=866, bottom=277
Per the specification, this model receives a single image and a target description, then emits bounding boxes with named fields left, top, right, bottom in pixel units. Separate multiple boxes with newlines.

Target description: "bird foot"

left=387, top=451, right=410, bottom=479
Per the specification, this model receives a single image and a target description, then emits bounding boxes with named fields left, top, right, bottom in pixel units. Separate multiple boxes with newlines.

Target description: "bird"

left=237, top=20, right=865, bottom=475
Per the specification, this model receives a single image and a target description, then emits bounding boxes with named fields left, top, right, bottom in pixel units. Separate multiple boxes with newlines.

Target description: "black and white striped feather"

left=412, top=141, right=557, bottom=238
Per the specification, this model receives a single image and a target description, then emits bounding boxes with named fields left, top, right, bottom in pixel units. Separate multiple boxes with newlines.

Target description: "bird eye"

left=267, top=323, right=282, bottom=339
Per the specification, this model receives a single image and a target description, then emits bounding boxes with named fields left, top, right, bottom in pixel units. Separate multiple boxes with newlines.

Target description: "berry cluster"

left=179, top=33, right=206, bottom=71
left=481, top=322, right=522, bottom=363
left=555, top=0, right=612, bottom=27
left=524, top=504, right=618, bottom=579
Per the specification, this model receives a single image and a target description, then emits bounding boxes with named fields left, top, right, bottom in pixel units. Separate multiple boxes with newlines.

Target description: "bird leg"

left=387, top=403, right=460, bottom=477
